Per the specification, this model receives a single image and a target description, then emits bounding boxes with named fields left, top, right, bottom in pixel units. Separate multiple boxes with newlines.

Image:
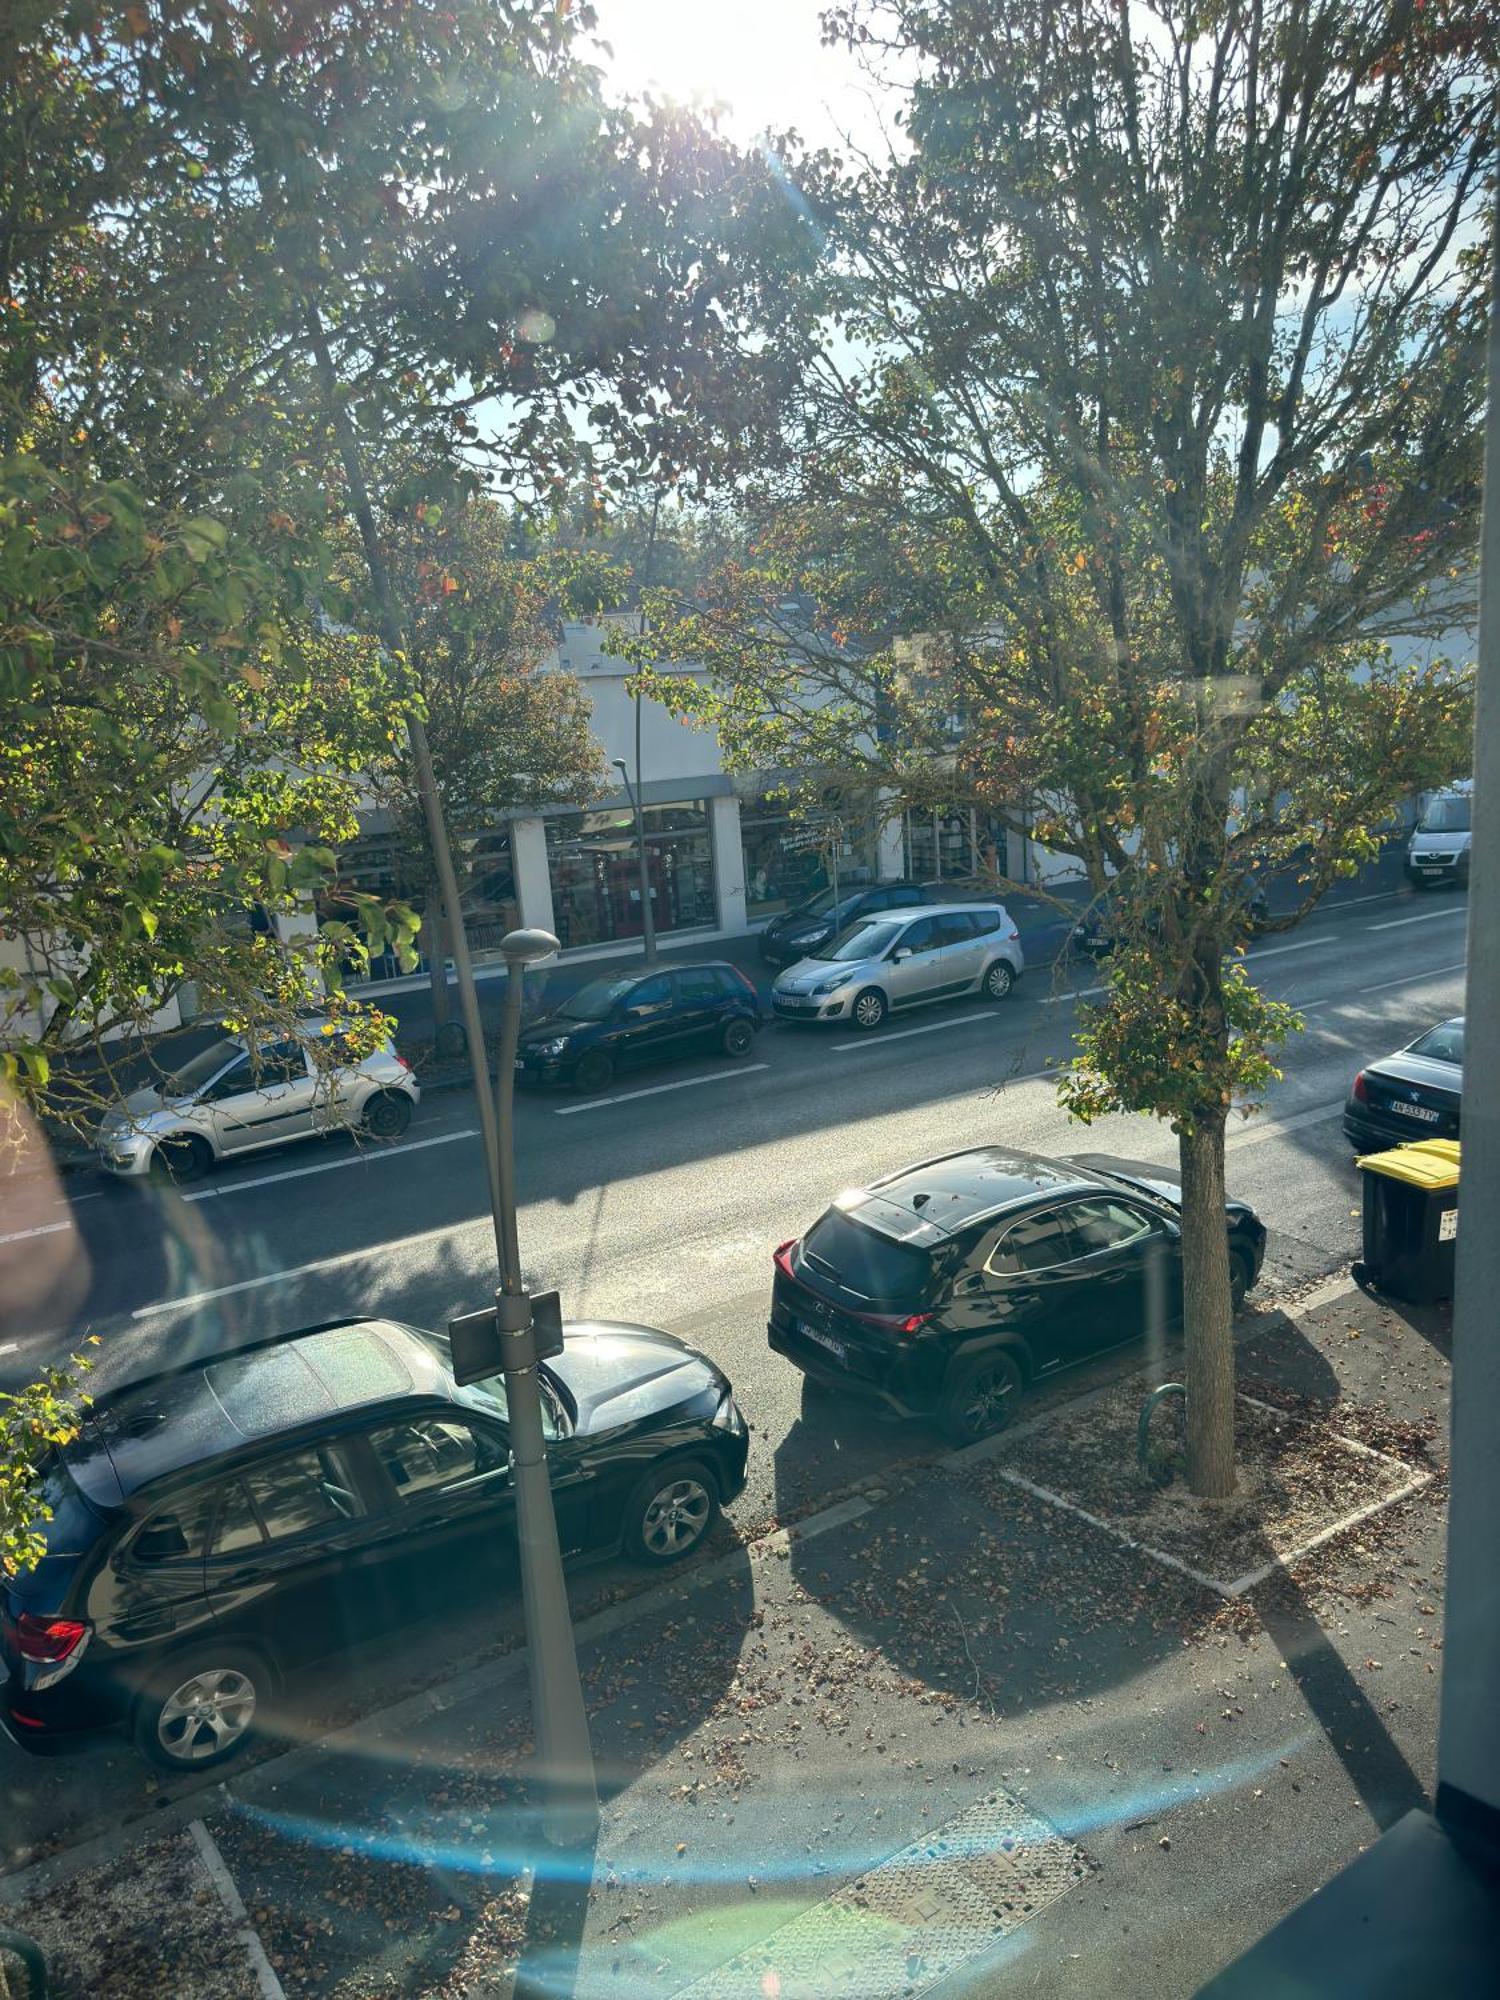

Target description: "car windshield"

left=814, top=919, right=905, bottom=963
left=559, top=976, right=639, bottom=1021
left=801, top=1209, right=935, bottom=1304
left=162, top=1037, right=242, bottom=1096
left=1419, top=796, right=1472, bottom=833
left=1408, top=1020, right=1464, bottom=1065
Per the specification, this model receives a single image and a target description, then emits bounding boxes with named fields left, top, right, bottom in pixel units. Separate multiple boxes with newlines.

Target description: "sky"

left=586, top=0, right=876, bottom=146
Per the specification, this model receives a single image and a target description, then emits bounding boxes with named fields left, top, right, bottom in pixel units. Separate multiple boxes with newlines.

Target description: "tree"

left=337, top=491, right=611, bottom=1031
left=632, top=0, right=1491, bottom=1493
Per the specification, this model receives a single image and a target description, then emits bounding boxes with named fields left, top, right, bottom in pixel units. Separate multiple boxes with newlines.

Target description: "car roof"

left=849, top=1147, right=1099, bottom=1246
left=63, top=1320, right=449, bottom=1509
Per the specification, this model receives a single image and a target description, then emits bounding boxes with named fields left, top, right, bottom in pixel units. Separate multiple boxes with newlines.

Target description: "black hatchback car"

left=759, top=880, right=927, bottom=969
left=770, top=1147, right=1266, bottom=1443
left=1344, top=1016, right=1463, bottom=1154
left=2, top=1318, right=748, bottom=1769
left=515, top=962, right=763, bottom=1093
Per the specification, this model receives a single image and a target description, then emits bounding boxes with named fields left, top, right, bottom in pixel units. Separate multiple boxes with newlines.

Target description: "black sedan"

left=2, top=1317, right=749, bottom=1768
left=1072, top=876, right=1270, bottom=959
left=759, top=880, right=927, bottom=968
left=1344, top=1016, right=1463, bottom=1155
left=770, top=1146, right=1266, bottom=1443
left=515, top=962, right=762, bottom=1093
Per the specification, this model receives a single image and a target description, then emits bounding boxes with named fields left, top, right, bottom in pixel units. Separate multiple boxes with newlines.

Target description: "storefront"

left=738, top=792, right=879, bottom=921
left=904, top=808, right=1009, bottom=886
left=545, top=801, right=717, bottom=949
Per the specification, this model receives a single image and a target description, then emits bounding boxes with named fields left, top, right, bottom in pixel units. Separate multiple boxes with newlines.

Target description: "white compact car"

left=771, top=902, right=1024, bottom=1031
left=96, top=1022, right=420, bottom=1182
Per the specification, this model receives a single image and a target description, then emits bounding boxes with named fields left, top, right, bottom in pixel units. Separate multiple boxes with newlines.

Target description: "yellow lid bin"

left=1356, top=1138, right=1460, bottom=1189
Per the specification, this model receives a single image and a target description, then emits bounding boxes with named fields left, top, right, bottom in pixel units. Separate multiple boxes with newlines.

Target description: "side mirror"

left=890, top=946, right=912, bottom=964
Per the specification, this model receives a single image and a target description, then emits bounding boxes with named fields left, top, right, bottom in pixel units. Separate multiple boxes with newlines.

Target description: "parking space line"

left=554, top=1063, right=768, bottom=1115
left=182, top=1128, right=479, bottom=1202
left=831, top=1009, right=993, bottom=1051
left=1368, top=907, right=1468, bottom=931
left=187, top=1818, right=286, bottom=2000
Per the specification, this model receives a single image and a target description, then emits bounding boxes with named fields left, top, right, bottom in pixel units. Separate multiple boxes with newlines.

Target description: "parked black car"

left=1071, top=876, right=1270, bottom=959
left=770, top=1147, right=1266, bottom=1443
left=1, top=1318, right=748, bottom=1768
left=515, top=962, right=763, bottom=1093
left=759, top=880, right=928, bottom=969
left=1344, top=1016, right=1463, bottom=1155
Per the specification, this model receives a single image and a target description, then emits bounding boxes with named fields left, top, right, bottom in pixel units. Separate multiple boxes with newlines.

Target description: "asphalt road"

left=0, top=866, right=1471, bottom=1866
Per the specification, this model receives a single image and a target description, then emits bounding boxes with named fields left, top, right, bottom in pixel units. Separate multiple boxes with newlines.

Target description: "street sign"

left=449, top=1288, right=565, bottom=1384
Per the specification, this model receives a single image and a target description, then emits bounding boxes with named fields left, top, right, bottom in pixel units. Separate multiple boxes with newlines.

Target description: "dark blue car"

left=515, top=962, right=764, bottom=1093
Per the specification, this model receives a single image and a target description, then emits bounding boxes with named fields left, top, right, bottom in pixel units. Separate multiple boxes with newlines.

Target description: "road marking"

left=1226, top=1102, right=1342, bottom=1150
left=831, top=1009, right=992, bottom=1051
left=187, top=1819, right=285, bottom=2000
left=553, top=1063, right=768, bottom=1115
left=0, top=1340, right=17, bottom=1355
left=1244, top=936, right=1324, bottom=961
left=131, top=1215, right=480, bottom=1319
left=1040, top=983, right=1108, bottom=1007
left=0, top=1218, right=73, bottom=1247
left=182, top=1128, right=479, bottom=1202
left=1357, top=960, right=1467, bottom=997
left=1368, top=907, right=1468, bottom=931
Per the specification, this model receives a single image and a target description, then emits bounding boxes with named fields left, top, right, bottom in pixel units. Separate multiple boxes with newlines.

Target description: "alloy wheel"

left=156, top=1666, right=257, bottom=1764
left=853, top=991, right=886, bottom=1030
left=960, top=1368, right=1015, bottom=1436
left=641, top=1476, right=712, bottom=1557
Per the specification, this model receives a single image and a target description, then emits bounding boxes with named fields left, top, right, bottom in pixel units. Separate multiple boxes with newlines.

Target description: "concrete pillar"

left=876, top=796, right=906, bottom=880
left=1436, top=213, right=1500, bottom=1833
left=710, top=794, right=746, bottom=933
left=511, top=817, right=555, bottom=935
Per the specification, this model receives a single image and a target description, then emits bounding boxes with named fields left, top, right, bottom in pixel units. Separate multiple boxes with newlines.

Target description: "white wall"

left=553, top=615, right=724, bottom=783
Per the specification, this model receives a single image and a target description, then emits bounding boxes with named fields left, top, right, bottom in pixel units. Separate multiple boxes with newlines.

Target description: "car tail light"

left=1352, top=1071, right=1368, bottom=1103
left=898, top=1311, right=934, bottom=1335
left=1005, top=926, right=1019, bottom=940
left=774, top=1238, right=799, bottom=1280
left=394, top=1053, right=412, bottom=1071
left=11, top=1613, right=89, bottom=1687
left=6, top=1708, right=47, bottom=1730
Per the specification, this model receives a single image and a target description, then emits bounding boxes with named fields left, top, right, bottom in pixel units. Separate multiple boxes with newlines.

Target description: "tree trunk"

left=1178, top=1109, right=1237, bottom=1498
left=425, top=885, right=452, bottom=1031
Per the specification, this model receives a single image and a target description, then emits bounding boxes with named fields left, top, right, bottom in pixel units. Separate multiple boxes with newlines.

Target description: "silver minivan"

left=770, top=902, right=1024, bottom=1031
left=1406, top=785, right=1472, bottom=888
left=96, top=1021, right=420, bottom=1182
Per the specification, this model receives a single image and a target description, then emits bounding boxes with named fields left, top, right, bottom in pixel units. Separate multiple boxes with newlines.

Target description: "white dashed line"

left=831, top=1009, right=993, bottom=1051
left=0, top=1218, right=73, bottom=1248
left=182, top=1128, right=479, bottom=1202
left=1368, top=907, right=1468, bottom=931
left=1244, top=936, right=1325, bottom=961
left=553, top=1063, right=768, bottom=1115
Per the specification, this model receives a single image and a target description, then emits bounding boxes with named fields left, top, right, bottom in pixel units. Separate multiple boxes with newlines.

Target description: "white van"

left=1406, top=783, right=1473, bottom=888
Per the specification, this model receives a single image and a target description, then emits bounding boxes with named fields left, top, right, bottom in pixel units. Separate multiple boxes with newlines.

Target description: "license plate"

left=513, top=1058, right=526, bottom=1072
left=1390, top=1100, right=1440, bottom=1122
left=797, top=1320, right=846, bottom=1362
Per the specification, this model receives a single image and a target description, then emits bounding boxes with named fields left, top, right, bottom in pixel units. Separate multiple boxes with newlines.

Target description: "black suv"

left=770, top=1147, right=1265, bottom=1443
left=515, top=962, right=763, bottom=1093
left=759, top=880, right=927, bottom=969
left=2, top=1318, right=748, bottom=1769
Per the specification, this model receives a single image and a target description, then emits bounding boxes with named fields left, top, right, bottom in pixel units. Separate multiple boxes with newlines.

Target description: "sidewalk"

left=1, top=1274, right=1451, bottom=2000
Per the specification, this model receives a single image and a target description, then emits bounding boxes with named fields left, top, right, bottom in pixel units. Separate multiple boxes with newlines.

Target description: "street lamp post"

left=612, top=754, right=658, bottom=965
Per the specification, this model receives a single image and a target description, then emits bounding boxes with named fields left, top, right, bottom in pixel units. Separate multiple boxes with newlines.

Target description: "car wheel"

left=574, top=1048, right=614, bottom=1094
left=1230, top=1250, right=1253, bottom=1317
left=625, top=1460, right=720, bottom=1564
left=983, top=960, right=1015, bottom=1001
left=362, top=1090, right=412, bottom=1141
left=133, top=1644, right=273, bottom=1772
left=722, top=1016, right=755, bottom=1058
left=938, top=1350, right=1023, bottom=1446
left=150, top=1134, right=212, bottom=1184
left=850, top=987, right=888, bottom=1032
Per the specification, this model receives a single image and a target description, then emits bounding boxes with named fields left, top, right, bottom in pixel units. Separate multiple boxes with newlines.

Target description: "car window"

left=935, top=912, right=979, bottom=947
left=248, top=1040, right=309, bottom=1087
left=254, top=1446, right=363, bottom=1537
left=628, top=974, right=673, bottom=1011
left=369, top=1415, right=506, bottom=1498
left=131, top=1491, right=219, bottom=1566
left=1418, top=796, right=1471, bottom=833
left=1407, top=1020, right=1463, bottom=1065
left=825, top=919, right=903, bottom=961
left=801, top=1209, right=935, bottom=1303
left=163, top=1036, right=243, bottom=1096
left=986, top=1207, right=1077, bottom=1275
left=970, top=908, right=1002, bottom=937
left=1064, top=1199, right=1158, bottom=1257
left=210, top=1481, right=265, bottom=1556
left=677, top=968, right=725, bottom=1005
left=201, top=1052, right=251, bottom=1101
left=898, top=916, right=943, bottom=954
left=890, top=885, right=925, bottom=907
